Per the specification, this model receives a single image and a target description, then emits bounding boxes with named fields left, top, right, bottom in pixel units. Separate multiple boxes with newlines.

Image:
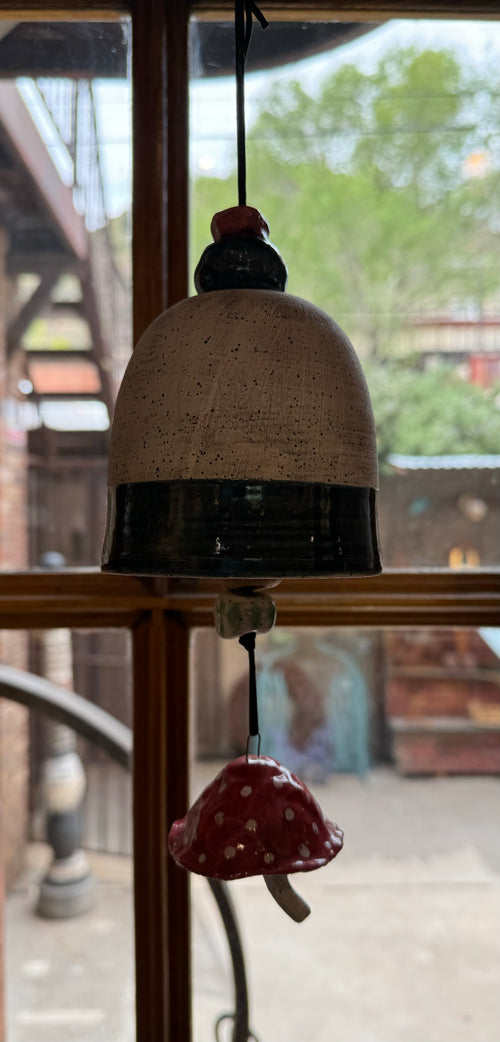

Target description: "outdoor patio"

left=5, top=767, right=500, bottom=1042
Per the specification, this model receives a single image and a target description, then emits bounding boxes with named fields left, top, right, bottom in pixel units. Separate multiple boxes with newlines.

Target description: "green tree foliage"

left=364, top=360, right=500, bottom=463
left=191, top=45, right=500, bottom=457
left=243, top=47, right=499, bottom=345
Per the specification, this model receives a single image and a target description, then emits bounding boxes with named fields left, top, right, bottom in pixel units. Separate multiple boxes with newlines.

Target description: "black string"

left=239, top=631, right=259, bottom=737
left=235, top=0, right=268, bottom=206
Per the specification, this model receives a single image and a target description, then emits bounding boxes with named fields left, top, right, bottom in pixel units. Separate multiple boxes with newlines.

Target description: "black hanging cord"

left=235, top=0, right=268, bottom=206
left=239, top=631, right=259, bottom=741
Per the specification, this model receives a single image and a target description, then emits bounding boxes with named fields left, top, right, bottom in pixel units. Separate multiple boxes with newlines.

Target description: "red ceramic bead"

left=211, top=205, right=270, bottom=242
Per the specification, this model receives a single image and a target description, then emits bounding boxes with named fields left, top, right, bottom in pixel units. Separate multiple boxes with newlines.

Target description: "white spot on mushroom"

left=219, top=781, right=227, bottom=794
left=264, top=852, right=274, bottom=864
left=245, top=818, right=257, bottom=831
left=312, top=823, right=319, bottom=834
left=240, top=786, right=252, bottom=797
left=214, top=812, right=224, bottom=825
left=284, top=808, right=295, bottom=821
left=198, top=853, right=206, bottom=864
left=224, top=846, right=236, bottom=860
left=299, top=844, right=310, bottom=858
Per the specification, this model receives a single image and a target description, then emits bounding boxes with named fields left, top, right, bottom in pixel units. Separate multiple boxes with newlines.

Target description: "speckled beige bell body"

left=102, top=206, right=381, bottom=578
left=108, top=289, right=377, bottom=489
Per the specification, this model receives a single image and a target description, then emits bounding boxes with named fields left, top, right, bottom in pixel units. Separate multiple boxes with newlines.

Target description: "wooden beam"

left=131, top=0, right=167, bottom=340
left=165, top=571, right=500, bottom=629
left=7, top=252, right=80, bottom=277
left=26, top=391, right=103, bottom=400
left=0, top=82, right=88, bottom=261
left=7, top=268, right=62, bottom=359
left=27, top=454, right=108, bottom=468
left=0, top=572, right=164, bottom=628
left=165, top=0, right=190, bottom=309
left=163, top=612, right=191, bottom=1042
left=0, top=570, right=498, bottom=629
left=1, top=0, right=497, bottom=19
left=24, top=348, right=93, bottom=361
left=0, top=4, right=129, bottom=14
left=79, top=261, right=116, bottom=416
left=132, top=0, right=190, bottom=343
left=192, top=1, right=500, bottom=18
left=132, top=610, right=191, bottom=1042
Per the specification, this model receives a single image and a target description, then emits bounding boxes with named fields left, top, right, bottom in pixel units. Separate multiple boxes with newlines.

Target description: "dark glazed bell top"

left=194, top=205, right=288, bottom=294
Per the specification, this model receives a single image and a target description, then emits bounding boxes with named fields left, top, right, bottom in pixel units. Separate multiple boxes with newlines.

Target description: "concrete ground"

left=5, top=767, right=500, bottom=1042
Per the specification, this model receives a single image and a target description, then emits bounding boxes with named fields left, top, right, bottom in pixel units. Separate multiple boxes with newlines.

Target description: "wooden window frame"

left=0, top=3, right=499, bottom=1040
left=0, top=572, right=498, bottom=1041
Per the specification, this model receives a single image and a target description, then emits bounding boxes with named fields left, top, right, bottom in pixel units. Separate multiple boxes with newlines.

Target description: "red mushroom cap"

left=168, top=755, right=343, bottom=881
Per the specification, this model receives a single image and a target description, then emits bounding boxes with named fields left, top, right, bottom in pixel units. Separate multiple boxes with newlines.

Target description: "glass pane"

left=1, top=626, right=134, bottom=1040
left=189, top=18, right=500, bottom=569
left=0, top=20, right=132, bottom=571
left=189, top=624, right=500, bottom=1042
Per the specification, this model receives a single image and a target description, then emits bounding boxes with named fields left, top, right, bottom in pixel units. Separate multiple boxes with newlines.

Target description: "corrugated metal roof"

left=388, top=453, right=500, bottom=471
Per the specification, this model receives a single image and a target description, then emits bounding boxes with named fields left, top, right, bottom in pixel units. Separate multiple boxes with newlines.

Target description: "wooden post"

left=131, top=0, right=190, bottom=1024
left=132, top=610, right=191, bottom=1042
left=132, top=0, right=190, bottom=343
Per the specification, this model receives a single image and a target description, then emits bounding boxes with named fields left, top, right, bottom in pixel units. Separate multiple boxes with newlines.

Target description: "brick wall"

left=0, top=223, right=29, bottom=891
left=379, top=467, right=500, bottom=569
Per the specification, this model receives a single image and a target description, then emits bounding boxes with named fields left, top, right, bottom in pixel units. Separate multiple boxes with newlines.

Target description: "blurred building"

left=0, top=75, right=131, bottom=880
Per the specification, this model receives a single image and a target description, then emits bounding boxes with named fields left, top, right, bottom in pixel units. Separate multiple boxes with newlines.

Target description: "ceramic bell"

left=102, top=206, right=381, bottom=580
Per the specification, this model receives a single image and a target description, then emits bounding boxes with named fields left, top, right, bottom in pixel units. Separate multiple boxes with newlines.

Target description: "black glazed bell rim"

left=102, top=478, right=382, bottom=578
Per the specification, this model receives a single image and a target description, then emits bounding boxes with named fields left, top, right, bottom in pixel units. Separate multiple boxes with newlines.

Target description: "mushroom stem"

left=264, top=874, right=311, bottom=922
